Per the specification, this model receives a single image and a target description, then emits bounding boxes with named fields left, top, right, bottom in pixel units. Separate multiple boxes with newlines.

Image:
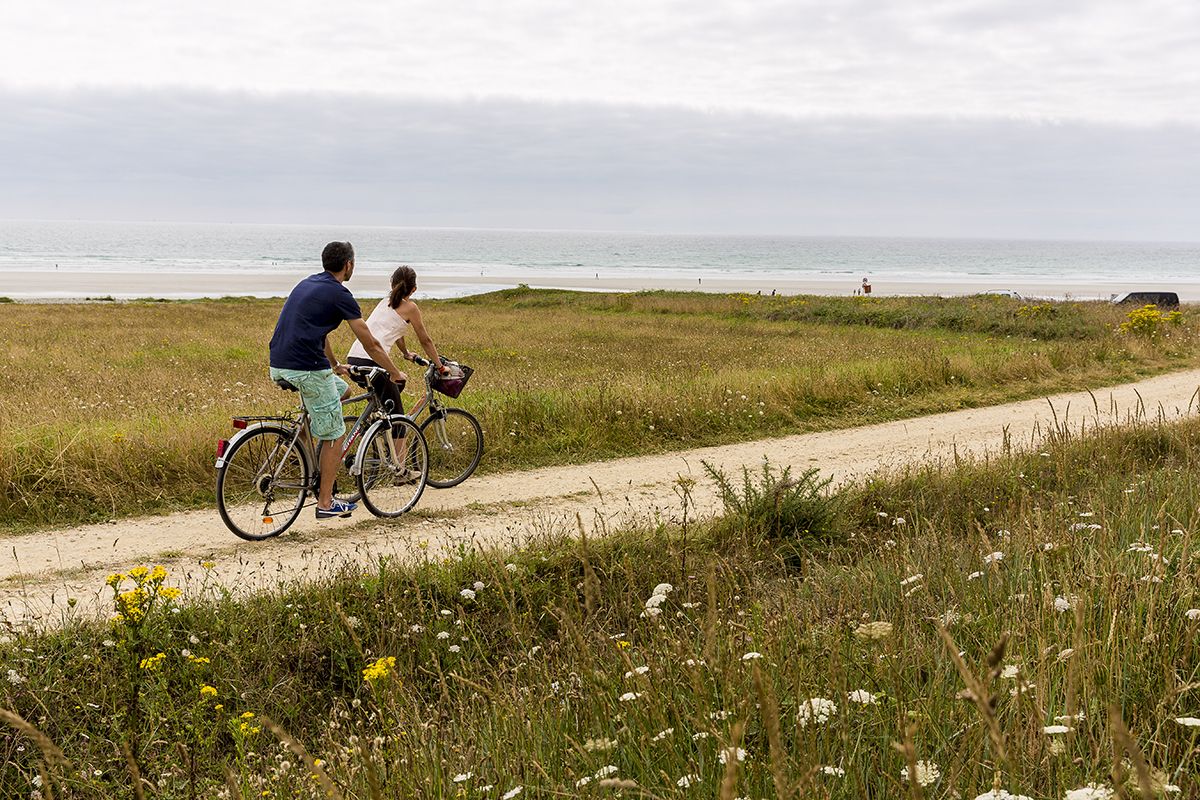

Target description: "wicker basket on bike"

left=431, top=360, right=473, bottom=398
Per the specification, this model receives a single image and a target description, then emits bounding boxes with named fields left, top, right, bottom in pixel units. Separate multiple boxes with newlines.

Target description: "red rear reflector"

left=216, top=439, right=229, bottom=458
left=232, top=419, right=248, bottom=430
left=263, top=516, right=274, bottom=524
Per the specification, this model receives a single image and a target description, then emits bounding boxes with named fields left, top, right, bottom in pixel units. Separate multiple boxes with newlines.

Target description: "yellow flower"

left=617, top=640, right=631, bottom=649
left=139, top=652, right=166, bottom=671
left=105, top=573, right=124, bottom=588
left=240, top=711, right=256, bottom=719
left=188, top=655, right=211, bottom=665
left=128, top=566, right=150, bottom=581
left=158, top=586, right=182, bottom=601
left=200, top=685, right=217, bottom=698
left=201, top=561, right=216, bottom=570
left=150, top=565, right=168, bottom=582
left=362, top=656, right=397, bottom=685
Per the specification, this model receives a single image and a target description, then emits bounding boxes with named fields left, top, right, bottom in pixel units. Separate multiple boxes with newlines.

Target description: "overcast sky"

left=2, top=1, right=1198, bottom=239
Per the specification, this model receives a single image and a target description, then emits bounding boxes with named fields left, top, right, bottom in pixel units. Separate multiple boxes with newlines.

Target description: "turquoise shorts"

left=269, top=367, right=348, bottom=441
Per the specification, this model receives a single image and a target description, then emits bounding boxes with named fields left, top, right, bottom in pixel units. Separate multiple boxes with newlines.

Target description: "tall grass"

left=0, top=291, right=1194, bottom=532
left=3, top=415, right=1200, bottom=797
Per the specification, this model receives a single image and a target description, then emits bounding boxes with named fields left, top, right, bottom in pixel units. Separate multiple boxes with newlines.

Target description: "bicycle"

left=406, top=355, right=484, bottom=488
left=214, top=365, right=429, bottom=541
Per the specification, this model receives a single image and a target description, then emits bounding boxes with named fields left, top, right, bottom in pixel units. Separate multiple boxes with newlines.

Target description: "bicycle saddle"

left=274, top=379, right=299, bottom=392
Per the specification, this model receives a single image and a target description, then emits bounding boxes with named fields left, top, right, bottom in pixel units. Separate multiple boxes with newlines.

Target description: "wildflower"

left=1043, top=724, right=1072, bottom=734
left=1064, top=785, right=1114, bottom=800
left=968, top=571, right=984, bottom=580
left=594, top=766, right=618, bottom=779
left=616, top=640, right=631, bottom=649
left=5, top=669, right=25, bottom=685
left=652, top=582, right=673, bottom=595
left=900, top=573, right=923, bottom=587
left=847, top=689, right=877, bottom=704
left=201, top=561, right=216, bottom=569
left=187, top=654, right=211, bottom=665
left=159, top=586, right=182, bottom=601
left=644, top=594, right=668, bottom=609
left=437, top=631, right=451, bottom=640
left=200, top=684, right=218, bottom=698
left=583, top=737, right=616, bottom=752
left=618, top=691, right=642, bottom=702
left=1186, top=609, right=1200, bottom=621
left=575, top=776, right=592, bottom=788
left=128, top=566, right=150, bottom=581
left=452, top=773, right=472, bottom=783
left=473, top=581, right=485, bottom=591
left=1001, top=665, right=1020, bottom=679
left=1054, top=596, right=1074, bottom=613
left=460, top=588, right=476, bottom=601
left=901, top=761, right=940, bottom=787
left=983, top=551, right=1004, bottom=565
left=677, top=774, right=699, bottom=788
left=139, top=652, right=166, bottom=671
left=1057, top=648, right=1076, bottom=662
left=362, top=656, right=396, bottom=685
left=505, top=563, right=518, bottom=572
left=105, top=573, right=124, bottom=587
left=718, top=747, right=747, bottom=764
left=974, top=792, right=1033, bottom=800
left=821, top=766, right=846, bottom=776
left=651, top=728, right=673, bottom=742
left=410, top=624, right=425, bottom=633
left=1049, top=739, right=1067, bottom=756
left=624, top=665, right=650, bottom=677
left=741, top=651, right=763, bottom=661
left=692, top=731, right=710, bottom=741
left=854, top=621, right=892, bottom=640
left=1173, top=717, right=1200, bottom=727
left=501, top=788, right=523, bottom=800
left=448, top=645, right=461, bottom=653
left=797, top=697, right=837, bottom=727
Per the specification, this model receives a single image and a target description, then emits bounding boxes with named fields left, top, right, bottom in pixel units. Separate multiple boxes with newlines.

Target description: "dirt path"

left=5, top=369, right=1200, bottom=629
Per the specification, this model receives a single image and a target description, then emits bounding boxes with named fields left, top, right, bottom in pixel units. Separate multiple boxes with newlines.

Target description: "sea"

left=1, top=219, right=1197, bottom=299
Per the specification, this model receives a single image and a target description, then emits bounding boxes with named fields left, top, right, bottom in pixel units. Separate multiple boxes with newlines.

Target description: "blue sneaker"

left=316, top=499, right=356, bottom=520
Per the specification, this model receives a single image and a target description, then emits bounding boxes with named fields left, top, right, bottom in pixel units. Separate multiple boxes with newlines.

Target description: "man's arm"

left=347, top=318, right=407, bottom=383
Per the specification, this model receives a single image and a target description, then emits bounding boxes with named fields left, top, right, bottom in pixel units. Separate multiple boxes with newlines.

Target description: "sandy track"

left=5, top=370, right=1199, bottom=628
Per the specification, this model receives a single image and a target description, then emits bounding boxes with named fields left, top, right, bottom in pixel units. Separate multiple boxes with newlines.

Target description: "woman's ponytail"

left=388, top=266, right=417, bottom=308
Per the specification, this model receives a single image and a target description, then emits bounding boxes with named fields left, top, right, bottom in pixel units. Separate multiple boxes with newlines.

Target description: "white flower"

left=742, top=651, right=764, bottom=661
left=645, top=593, right=668, bottom=609
left=640, top=607, right=662, bottom=618
left=448, top=645, right=461, bottom=653
left=968, top=571, right=985, bottom=580
left=900, top=573, right=923, bottom=587
left=437, top=631, right=451, bottom=640
left=1001, top=664, right=1020, bottom=679
left=797, top=697, right=837, bottom=727
left=718, top=747, right=747, bottom=764
left=820, top=766, right=846, bottom=777
left=652, top=583, right=673, bottom=596
left=619, top=691, right=642, bottom=702
left=901, top=761, right=941, bottom=787
left=583, top=738, right=617, bottom=752
left=501, top=788, right=523, bottom=800
left=459, top=588, right=476, bottom=601
left=409, top=624, right=424, bottom=633
left=575, top=776, right=592, bottom=788
left=710, top=710, right=731, bottom=720
left=440, top=609, right=453, bottom=616
left=6, top=669, right=25, bottom=685
left=692, top=731, right=710, bottom=741
left=1057, top=648, right=1076, bottom=661
left=974, top=792, right=1033, bottom=800
left=30, top=775, right=42, bottom=788
left=1054, top=596, right=1074, bottom=613
left=473, top=581, right=485, bottom=591
left=651, top=728, right=674, bottom=742
left=624, top=665, right=650, bottom=678
left=452, top=772, right=472, bottom=783
left=854, top=621, right=893, bottom=640
left=594, top=765, right=617, bottom=779
left=1064, top=784, right=1114, bottom=800
left=847, top=689, right=877, bottom=704
left=1043, top=724, right=1072, bottom=734
left=1186, top=609, right=1200, bottom=620
left=677, top=774, right=699, bottom=788
left=893, top=517, right=906, bottom=526
left=505, top=563, right=518, bottom=572
left=1173, top=716, right=1200, bottom=727
left=983, top=551, right=1004, bottom=565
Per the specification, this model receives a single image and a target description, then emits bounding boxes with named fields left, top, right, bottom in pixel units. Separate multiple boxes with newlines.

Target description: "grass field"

left=2, top=412, right=1199, bottom=797
left=0, top=290, right=1194, bottom=532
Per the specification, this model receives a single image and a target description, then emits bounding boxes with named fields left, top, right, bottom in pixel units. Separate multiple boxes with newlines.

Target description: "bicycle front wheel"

left=420, top=408, right=484, bottom=488
left=217, top=427, right=310, bottom=541
left=357, top=417, right=429, bottom=517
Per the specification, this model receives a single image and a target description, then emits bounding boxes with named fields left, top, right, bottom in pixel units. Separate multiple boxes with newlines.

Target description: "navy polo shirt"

left=269, top=272, right=363, bottom=370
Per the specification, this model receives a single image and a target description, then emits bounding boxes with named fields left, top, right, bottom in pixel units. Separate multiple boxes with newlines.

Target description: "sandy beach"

left=2, top=268, right=1197, bottom=302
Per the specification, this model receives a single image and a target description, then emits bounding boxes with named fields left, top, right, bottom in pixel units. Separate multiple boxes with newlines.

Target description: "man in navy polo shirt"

left=269, top=241, right=406, bottom=519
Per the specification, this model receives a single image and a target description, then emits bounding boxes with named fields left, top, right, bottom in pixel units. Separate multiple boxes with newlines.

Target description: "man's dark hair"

left=322, top=241, right=355, bottom=273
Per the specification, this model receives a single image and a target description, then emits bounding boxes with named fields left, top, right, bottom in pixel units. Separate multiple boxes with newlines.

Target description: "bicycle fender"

left=214, top=422, right=294, bottom=470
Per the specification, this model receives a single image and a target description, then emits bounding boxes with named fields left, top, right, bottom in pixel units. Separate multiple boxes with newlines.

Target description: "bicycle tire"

left=357, top=417, right=429, bottom=517
left=217, top=426, right=310, bottom=541
left=420, top=407, right=484, bottom=488
left=315, top=415, right=361, bottom=504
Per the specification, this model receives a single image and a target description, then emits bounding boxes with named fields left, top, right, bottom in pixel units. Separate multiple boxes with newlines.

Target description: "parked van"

left=1112, top=291, right=1180, bottom=310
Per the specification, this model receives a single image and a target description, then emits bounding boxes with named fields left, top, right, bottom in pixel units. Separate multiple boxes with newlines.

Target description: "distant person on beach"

left=268, top=241, right=406, bottom=521
left=346, top=265, right=449, bottom=425
left=861, top=277, right=872, bottom=295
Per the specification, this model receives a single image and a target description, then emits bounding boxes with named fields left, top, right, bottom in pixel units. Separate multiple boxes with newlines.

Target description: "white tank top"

left=348, top=299, right=410, bottom=359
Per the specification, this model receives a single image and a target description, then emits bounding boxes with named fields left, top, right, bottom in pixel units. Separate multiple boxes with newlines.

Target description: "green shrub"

left=704, top=459, right=842, bottom=544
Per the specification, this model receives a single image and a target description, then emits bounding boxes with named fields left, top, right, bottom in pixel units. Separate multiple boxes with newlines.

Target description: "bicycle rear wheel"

left=357, top=417, right=428, bottom=517
left=420, top=407, right=484, bottom=488
left=217, top=427, right=310, bottom=540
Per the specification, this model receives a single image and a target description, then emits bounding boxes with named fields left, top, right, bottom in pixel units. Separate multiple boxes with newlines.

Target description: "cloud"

left=0, top=1, right=1198, bottom=124
left=1, top=88, right=1198, bottom=240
